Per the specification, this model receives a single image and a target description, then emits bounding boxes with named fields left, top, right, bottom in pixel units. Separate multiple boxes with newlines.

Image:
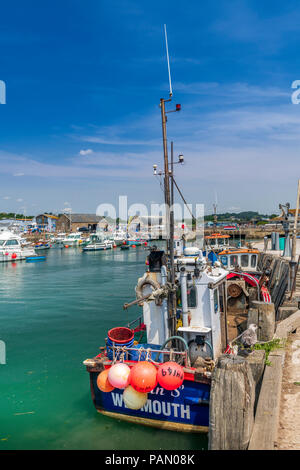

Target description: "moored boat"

left=83, top=84, right=237, bottom=432
left=34, top=242, right=51, bottom=251
left=62, top=233, right=83, bottom=247
left=83, top=45, right=274, bottom=433
left=84, top=245, right=228, bottom=432
left=82, top=234, right=113, bottom=251
left=0, top=230, right=36, bottom=262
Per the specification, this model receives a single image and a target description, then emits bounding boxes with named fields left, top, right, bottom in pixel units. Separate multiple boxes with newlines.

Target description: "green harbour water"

left=0, top=246, right=207, bottom=450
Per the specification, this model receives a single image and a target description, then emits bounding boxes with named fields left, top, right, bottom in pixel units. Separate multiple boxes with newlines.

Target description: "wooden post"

left=248, top=301, right=275, bottom=342
left=291, top=179, right=300, bottom=262
left=209, top=355, right=255, bottom=450
left=248, top=350, right=284, bottom=450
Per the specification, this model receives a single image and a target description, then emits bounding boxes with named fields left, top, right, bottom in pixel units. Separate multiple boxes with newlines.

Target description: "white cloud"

left=0, top=80, right=298, bottom=213
left=13, top=172, right=25, bottom=177
left=16, top=198, right=23, bottom=202
left=79, top=149, right=93, bottom=156
left=3, top=196, right=11, bottom=200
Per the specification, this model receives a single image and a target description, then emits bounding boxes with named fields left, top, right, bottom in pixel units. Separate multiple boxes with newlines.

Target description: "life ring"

left=135, top=274, right=161, bottom=306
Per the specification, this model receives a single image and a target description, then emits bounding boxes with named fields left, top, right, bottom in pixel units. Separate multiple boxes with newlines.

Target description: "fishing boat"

left=83, top=35, right=273, bottom=433
left=84, top=242, right=229, bottom=432
left=120, top=244, right=130, bottom=250
left=52, top=233, right=67, bottom=245
left=83, top=234, right=113, bottom=251
left=62, top=233, right=83, bottom=247
left=83, top=68, right=238, bottom=431
left=125, top=239, right=144, bottom=246
left=218, top=247, right=259, bottom=272
left=203, top=233, right=232, bottom=253
left=0, top=230, right=36, bottom=262
left=112, top=230, right=127, bottom=246
left=34, top=242, right=51, bottom=251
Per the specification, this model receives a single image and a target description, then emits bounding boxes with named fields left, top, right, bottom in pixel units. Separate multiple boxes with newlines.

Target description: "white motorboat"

left=0, top=230, right=36, bottom=262
left=83, top=234, right=113, bottom=251
left=111, top=230, right=126, bottom=246
left=62, top=233, right=83, bottom=247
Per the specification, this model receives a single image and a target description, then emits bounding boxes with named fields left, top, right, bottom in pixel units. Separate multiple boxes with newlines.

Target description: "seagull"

left=240, top=324, right=258, bottom=348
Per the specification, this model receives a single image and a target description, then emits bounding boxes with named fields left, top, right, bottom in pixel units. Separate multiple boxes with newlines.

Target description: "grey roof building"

left=56, top=213, right=109, bottom=232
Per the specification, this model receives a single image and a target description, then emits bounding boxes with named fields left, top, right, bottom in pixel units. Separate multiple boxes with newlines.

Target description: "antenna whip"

left=164, top=24, right=173, bottom=97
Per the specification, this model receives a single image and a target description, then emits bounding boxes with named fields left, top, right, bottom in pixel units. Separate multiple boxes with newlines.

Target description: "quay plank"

left=248, top=310, right=300, bottom=449
left=248, top=350, right=284, bottom=450
left=275, top=309, right=300, bottom=339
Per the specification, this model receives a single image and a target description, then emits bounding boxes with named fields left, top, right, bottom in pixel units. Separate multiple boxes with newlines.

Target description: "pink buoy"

left=107, top=363, right=131, bottom=389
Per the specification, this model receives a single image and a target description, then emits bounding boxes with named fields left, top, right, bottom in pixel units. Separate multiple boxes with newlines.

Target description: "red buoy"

left=157, top=362, right=184, bottom=390
left=132, top=244, right=136, bottom=248
left=129, top=361, right=157, bottom=393
left=11, top=253, right=17, bottom=259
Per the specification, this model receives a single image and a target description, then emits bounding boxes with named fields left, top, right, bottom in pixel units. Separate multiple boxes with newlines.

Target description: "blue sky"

left=0, top=0, right=300, bottom=216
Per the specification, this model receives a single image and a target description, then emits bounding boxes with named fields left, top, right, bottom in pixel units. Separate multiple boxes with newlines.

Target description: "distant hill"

left=204, top=211, right=278, bottom=222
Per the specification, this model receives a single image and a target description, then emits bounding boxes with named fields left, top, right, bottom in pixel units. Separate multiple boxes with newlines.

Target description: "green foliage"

left=0, top=212, right=33, bottom=220
left=203, top=211, right=277, bottom=223
left=252, top=338, right=284, bottom=365
left=256, top=220, right=269, bottom=225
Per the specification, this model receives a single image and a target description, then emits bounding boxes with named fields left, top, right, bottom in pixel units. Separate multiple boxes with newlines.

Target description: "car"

left=77, top=227, right=89, bottom=232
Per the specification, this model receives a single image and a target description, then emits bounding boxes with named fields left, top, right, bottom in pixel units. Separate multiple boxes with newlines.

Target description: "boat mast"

left=160, top=96, right=174, bottom=336
left=159, top=25, right=177, bottom=337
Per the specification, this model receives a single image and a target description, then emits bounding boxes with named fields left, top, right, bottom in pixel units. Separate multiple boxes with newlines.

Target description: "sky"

left=0, top=0, right=300, bottom=217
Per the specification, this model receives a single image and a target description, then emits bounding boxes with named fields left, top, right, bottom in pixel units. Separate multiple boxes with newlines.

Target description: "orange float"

left=157, top=361, right=184, bottom=390
left=96, top=369, right=115, bottom=392
left=129, top=361, right=157, bottom=393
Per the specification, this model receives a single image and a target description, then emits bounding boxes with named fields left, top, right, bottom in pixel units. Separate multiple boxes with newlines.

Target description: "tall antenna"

left=164, top=24, right=173, bottom=97
left=213, top=190, right=218, bottom=229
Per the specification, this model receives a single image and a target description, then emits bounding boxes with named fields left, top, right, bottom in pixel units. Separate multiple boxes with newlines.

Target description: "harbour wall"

left=209, top=250, right=300, bottom=450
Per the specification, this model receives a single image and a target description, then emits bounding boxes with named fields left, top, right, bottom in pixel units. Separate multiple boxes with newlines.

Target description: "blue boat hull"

left=89, top=371, right=210, bottom=433
left=126, top=240, right=143, bottom=246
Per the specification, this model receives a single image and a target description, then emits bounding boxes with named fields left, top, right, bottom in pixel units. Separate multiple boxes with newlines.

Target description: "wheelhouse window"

left=251, top=255, right=257, bottom=268
left=187, top=285, right=197, bottom=308
left=213, top=289, right=219, bottom=313
left=241, top=254, right=249, bottom=267
left=218, top=285, right=224, bottom=312
left=230, top=255, right=238, bottom=267
left=220, top=255, right=228, bottom=266
left=5, top=239, right=19, bottom=246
